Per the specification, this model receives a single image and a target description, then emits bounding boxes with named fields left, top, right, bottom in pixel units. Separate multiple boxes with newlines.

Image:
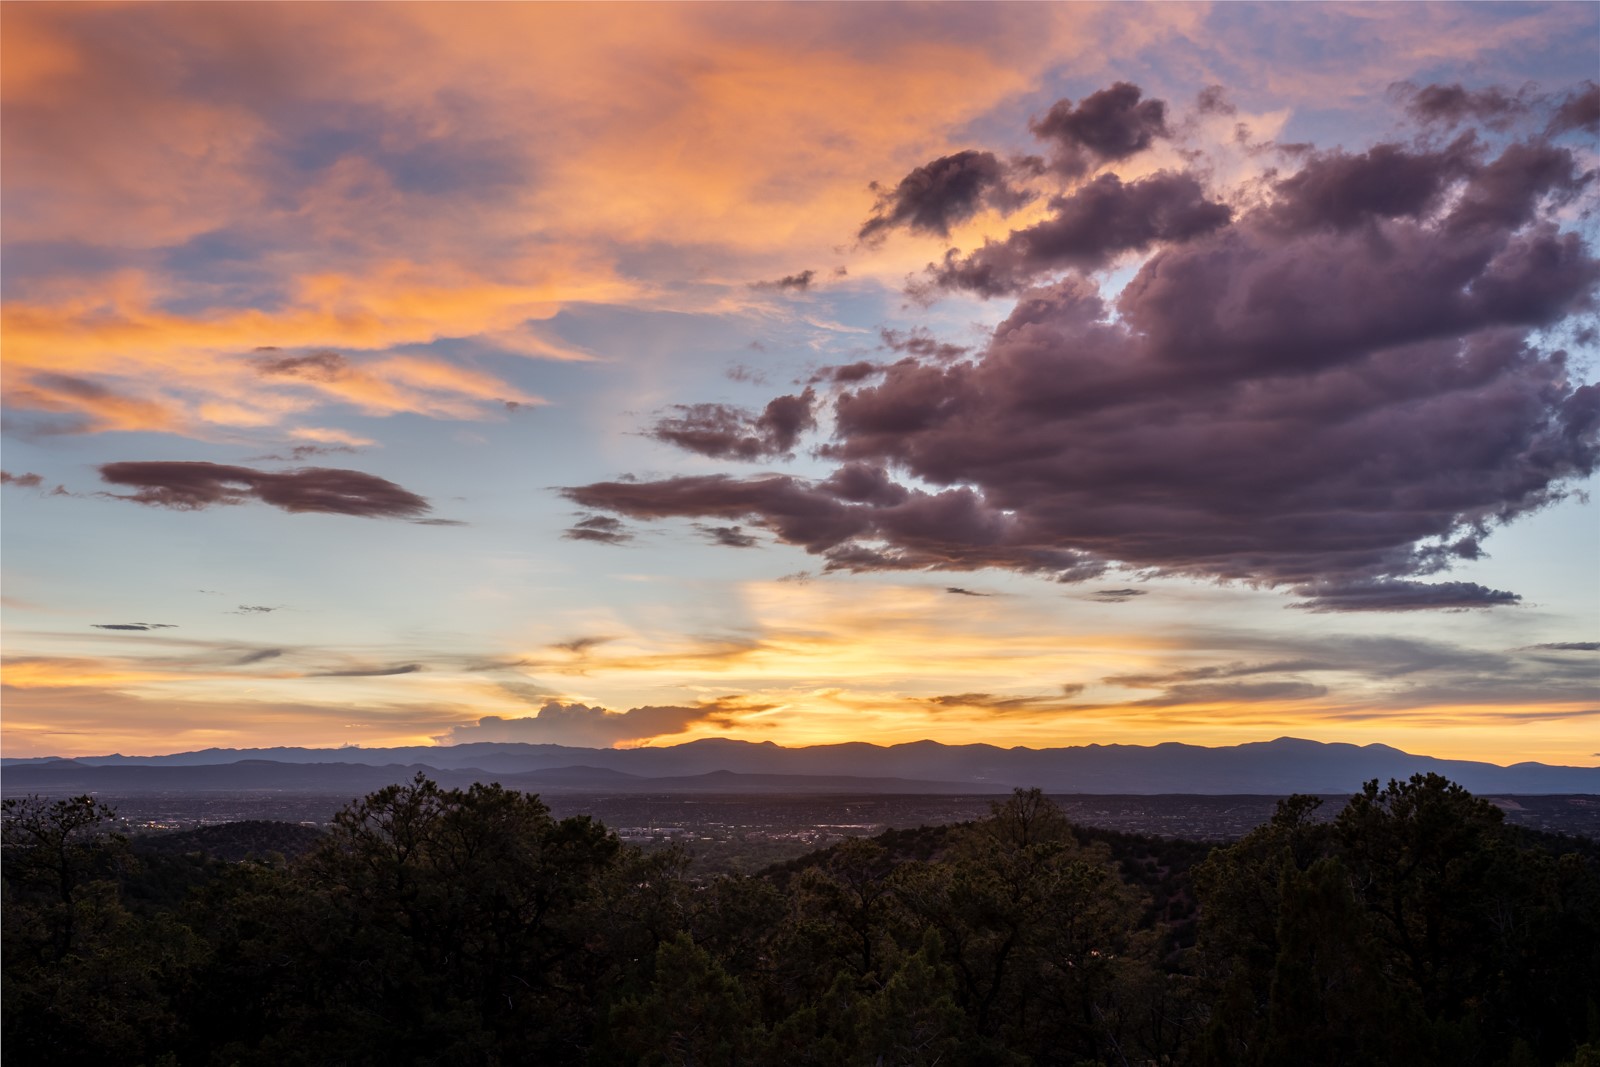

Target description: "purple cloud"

left=1548, top=82, right=1599, bottom=136
left=564, top=514, right=632, bottom=544
left=311, top=663, right=423, bottom=678
left=1088, top=589, right=1147, bottom=604
left=810, top=361, right=885, bottom=386
left=1289, top=579, right=1522, bottom=613
left=564, top=96, right=1599, bottom=610
left=1400, top=83, right=1530, bottom=129
left=880, top=328, right=971, bottom=362
left=98, top=461, right=431, bottom=519
left=1029, top=82, right=1169, bottom=176
left=1265, top=140, right=1476, bottom=233
left=254, top=349, right=349, bottom=382
left=859, top=149, right=1033, bottom=242
left=750, top=269, right=816, bottom=292
left=649, top=388, right=817, bottom=460
left=927, top=172, right=1231, bottom=296
left=695, top=524, right=760, bottom=548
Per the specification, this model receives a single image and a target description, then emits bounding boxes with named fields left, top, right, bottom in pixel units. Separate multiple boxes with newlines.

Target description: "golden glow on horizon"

left=6, top=581, right=1591, bottom=765
left=3, top=678, right=1593, bottom=768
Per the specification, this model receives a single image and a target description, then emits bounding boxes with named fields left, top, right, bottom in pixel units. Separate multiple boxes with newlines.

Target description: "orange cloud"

left=10, top=3, right=1569, bottom=443
left=0, top=262, right=608, bottom=435
left=0, top=4, right=1104, bottom=440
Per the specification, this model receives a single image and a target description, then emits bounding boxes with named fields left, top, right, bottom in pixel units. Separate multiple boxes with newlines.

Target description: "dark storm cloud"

left=880, top=328, right=971, bottom=363
left=1526, top=642, right=1599, bottom=652
left=945, top=587, right=990, bottom=596
left=563, top=514, right=632, bottom=544
left=1397, top=80, right=1598, bottom=139
left=695, top=524, right=760, bottom=548
left=1088, top=589, right=1146, bottom=603
left=750, top=269, right=816, bottom=292
left=809, top=361, right=884, bottom=385
left=567, top=103, right=1599, bottom=609
left=1265, top=141, right=1476, bottom=232
left=649, top=389, right=817, bottom=460
left=91, top=623, right=178, bottom=631
left=566, top=475, right=868, bottom=553
left=927, top=172, right=1231, bottom=296
left=311, top=663, right=423, bottom=678
left=1029, top=82, right=1169, bottom=177
left=1548, top=82, right=1600, bottom=136
left=1444, top=141, right=1589, bottom=234
left=1, top=471, right=45, bottom=488
left=254, top=349, right=349, bottom=381
left=1401, top=83, right=1529, bottom=128
left=565, top=472, right=1105, bottom=580
left=98, top=461, right=432, bottom=519
left=1290, top=579, right=1522, bottom=613
left=858, top=150, right=1033, bottom=242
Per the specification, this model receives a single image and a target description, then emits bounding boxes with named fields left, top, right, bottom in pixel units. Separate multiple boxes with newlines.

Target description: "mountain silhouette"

left=4, top=737, right=1595, bottom=795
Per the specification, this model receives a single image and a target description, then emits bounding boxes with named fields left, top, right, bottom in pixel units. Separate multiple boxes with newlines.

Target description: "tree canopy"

left=3, top=775, right=1597, bottom=1065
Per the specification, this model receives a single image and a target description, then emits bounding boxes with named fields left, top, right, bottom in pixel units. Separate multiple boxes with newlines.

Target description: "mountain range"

left=4, top=737, right=1597, bottom=796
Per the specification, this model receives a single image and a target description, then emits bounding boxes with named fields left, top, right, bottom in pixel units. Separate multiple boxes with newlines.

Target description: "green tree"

left=1192, top=776, right=1600, bottom=1066
left=2, top=794, right=201, bottom=1065
left=895, top=789, right=1156, bottom=1065
left=603, top=932, right=764, bottom=1065
left=270, top=775, right=636, bottom=1063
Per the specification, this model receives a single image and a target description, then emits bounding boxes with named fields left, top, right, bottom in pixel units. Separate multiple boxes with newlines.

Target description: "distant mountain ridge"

left=3, top=737, right=1596, bottom=795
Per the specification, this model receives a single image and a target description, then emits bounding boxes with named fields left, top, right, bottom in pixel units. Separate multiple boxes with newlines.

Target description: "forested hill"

left=4, top=773, right=1599, bottom=1065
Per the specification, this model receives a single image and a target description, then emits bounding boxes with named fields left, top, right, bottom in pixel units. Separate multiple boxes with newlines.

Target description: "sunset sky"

left=2, top=2, right=1597, bottom=764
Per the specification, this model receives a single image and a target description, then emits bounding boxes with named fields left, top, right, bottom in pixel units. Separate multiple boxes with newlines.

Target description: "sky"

left=2, top=2, right=1597, bottom=765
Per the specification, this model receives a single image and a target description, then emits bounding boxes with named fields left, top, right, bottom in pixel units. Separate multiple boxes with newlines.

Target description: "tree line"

left=3, top=773, right=1597, bottom=1066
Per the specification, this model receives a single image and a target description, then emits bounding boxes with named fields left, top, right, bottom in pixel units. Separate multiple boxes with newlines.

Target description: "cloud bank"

left=567, top=84, right=1599, bottom=610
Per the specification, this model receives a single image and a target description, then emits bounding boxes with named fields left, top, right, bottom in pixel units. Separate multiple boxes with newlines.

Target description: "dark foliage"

left=132, top=820, right=327, bottom=863
left=4, top=775, right=1597, bottom=1065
